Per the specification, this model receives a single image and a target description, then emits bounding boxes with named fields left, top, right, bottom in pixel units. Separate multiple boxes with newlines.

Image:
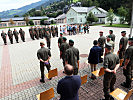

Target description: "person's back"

left=57, top=64, right=81, bottom=100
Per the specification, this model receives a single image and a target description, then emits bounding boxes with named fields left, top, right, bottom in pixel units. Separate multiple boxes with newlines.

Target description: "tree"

left=86, top=12, right=98, bottom=24
left=107, top=8, right=115, bottom=25
left=14, top=15, right=19, bottom=17
left=40, top=18, right=48, bottom=25
left=24, top=17, right=29, bottom=26
left=81, top=0, right=92, bottom=7
left=9, top=19, right=15, bottom=25
left=117, top=6, right=128, bottom=24
left=35, top=10, right=42, bottom=16
left=29, top=20, right=34, bottom=25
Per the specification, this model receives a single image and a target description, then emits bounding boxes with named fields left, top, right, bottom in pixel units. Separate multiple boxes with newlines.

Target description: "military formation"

left=1, top=28, right=25, bottom=45
left=0, top=24, right=132, bottom=100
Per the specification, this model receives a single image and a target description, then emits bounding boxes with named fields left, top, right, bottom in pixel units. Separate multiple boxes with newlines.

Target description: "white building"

left=66, top=6, right=120, bottom=24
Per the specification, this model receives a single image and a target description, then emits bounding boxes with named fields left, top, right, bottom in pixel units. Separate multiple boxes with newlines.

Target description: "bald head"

left=64, top=64, right=74, bottom=75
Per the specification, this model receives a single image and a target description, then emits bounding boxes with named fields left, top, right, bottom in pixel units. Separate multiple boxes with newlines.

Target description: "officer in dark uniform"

left=47, top=26, right=51, bottom=38
left=60, top=37, right=69, bottom=68
left=39, top=27, right=43, bottom=39
left=13, top=29, right=19, bottom=43
left=37, top=41, right=52, bottom=83
left=98, top=31, right=106, bottom=62
left=45, top=30, right=51, bottom=49
left=51, top=26, right=55, bottom=37
left=19, top=28, right=25, bottom=42
left=8, top=29, right=13, bottom=44
left=121, top=37, right=133, bottom=88
left=102, top=43, right=119, bottom=100
left=43, top=26, right=46, bottom=38
left=109, top=30, right=115, bottom=42
left=58, top=33, right=63, bottom=48
left=1, top=30, right=7, bottom=45
left=118, top=31, right=128, bottom=67
left=65, top=39, right=79, bottom=75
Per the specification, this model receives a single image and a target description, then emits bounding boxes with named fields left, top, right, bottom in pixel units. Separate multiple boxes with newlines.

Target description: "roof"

left=1, top=16, right=49, bottom=22
left=95, top=14, right=107, bottom=18
left=56, top=13, right=66, bottom=20
left=98, top=8, right=108, bottom=14
left=71, top=6, right=95, bottom=13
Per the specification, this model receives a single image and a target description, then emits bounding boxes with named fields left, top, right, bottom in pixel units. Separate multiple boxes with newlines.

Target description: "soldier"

left=109, top=30, right=115, bottom=42
left=51, top=26, right=55, bottom=37
left=8, top=29, right=13, bottom=44
left=19, top=28, right=25, bottom=42
left=29, top=27, right=35, bottom=40
left=47, top=26, right=51, bottom=38
left=65, top=39, right=79, bottom=75
left=60, top=37, right=69, bottom=69
left=55, top=25, right=58, bottom=37
left=98, top=31, right=106, bottom=62
left=43, top=26, right=46, bottom=38
left=34, top=26, right=39, bottom=39
left=118, top=31, right=128, bottom=67
left=13, top=29, right=19, bottom=43
left=58, top=33, right=63, bottom=48
left=121, top=37, right=133, bottom=88
left=106, top=35, right=115, bottom=53
left=37, top=42, right=52, bottom=83
left=39, top=27, right=43, bottom=39
left=102, top=43, right=119, bottom=100
left=45, top=30, right=51, bottom=49
left=1, top=30, right=7, bottom=45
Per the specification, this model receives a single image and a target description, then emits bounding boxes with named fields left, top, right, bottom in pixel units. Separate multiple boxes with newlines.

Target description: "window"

left=3, top=24, right=7, bottom=26
left=114, top=18, right=117, bottom=21
left=97, top=12, right=98, bottom=14
left=0, top=24, right=2, bottom=26
left=80, top=18, right=82, bottom=22
left=94, top=12, right=95, bottom=14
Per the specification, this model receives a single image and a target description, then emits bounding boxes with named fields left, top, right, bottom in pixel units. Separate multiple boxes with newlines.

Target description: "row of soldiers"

left=97, top=30, right=133, bottom=100
left=29, top=26, right=58, bottom=40
left=1, top=28, right=25, bottom=45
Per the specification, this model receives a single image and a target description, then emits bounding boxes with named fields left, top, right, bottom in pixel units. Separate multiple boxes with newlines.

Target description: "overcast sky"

left=0, top=0, right=41, bottom=12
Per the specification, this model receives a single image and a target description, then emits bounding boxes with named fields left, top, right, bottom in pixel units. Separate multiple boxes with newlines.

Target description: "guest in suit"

left=57, top=64, right=81, bottom=100
left=88, top=40, right=102, bottom=79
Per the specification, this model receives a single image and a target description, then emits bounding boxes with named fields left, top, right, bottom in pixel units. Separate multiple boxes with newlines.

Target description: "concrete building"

left=0, top=16, right=48, bottom=28
left=55, top=13, right=66, bottom=24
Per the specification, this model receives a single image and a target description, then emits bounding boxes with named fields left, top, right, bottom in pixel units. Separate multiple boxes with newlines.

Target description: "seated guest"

left=57, top=64, right=81, bottom=100
left=88, top=40, right=102, bottom=79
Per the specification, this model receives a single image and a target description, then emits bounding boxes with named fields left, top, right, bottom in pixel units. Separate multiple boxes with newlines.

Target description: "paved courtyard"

left=0, top=26, right=132, bottom=100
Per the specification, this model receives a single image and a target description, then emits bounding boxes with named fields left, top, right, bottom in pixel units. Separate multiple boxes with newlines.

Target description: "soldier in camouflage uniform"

left=29, top=27, right=35, bottom=40
left=102, top=43, right=119, bottom=100
left=55, top=25, right=58, bottom=37
left=65, top=39, right=79, bottom=75
left=121, top=37, right=133, bottom=88
left=34, top=26, right=39, bottom=40
left=1, top=30, right=7, bottom=45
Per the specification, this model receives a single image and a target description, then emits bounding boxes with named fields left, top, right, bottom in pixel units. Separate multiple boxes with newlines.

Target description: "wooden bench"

left=45, top=68, right=58, bottom=79
left=36, top=88, right=54, bottom=100
left=110, top=88, right=133, bottom=100
left=92, top=67, right=104, bottom=77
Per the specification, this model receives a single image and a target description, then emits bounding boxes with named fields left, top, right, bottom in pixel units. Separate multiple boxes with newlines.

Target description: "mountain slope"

left=0, top=0, right=48, bottom=18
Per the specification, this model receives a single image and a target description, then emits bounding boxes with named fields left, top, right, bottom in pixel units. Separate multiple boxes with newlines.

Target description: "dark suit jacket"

left=88, top=46, right=102, bottom=64
left=57, top=75, right=81, bottom=100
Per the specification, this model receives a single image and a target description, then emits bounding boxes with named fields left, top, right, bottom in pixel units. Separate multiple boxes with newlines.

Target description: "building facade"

left=66, top=6, right=120, bottom=24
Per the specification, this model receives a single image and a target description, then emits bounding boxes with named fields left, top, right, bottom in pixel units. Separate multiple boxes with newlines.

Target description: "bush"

left=40, top=18, right=48, bottom=25
left=29, top=20, right=34, bottom=25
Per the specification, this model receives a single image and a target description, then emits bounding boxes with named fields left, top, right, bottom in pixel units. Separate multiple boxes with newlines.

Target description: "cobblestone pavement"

left=0, top=26, right=132, bottom=100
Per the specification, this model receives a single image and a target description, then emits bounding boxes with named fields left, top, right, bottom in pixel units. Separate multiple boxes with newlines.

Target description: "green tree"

left=14, top=15, right=19, bottom=17
left=40, top=18, right=48, bottom=25
left=24, top=17, right=29, bottom=26
left=117, top=6, right=127, bottom=24
left=86, top=12, right=98, bottom=24
left=29, top=20, right=34, bottom=25
left=35, top=10, right=42, bottom=16
left=107, top=8, right=115, bottom=25
left=81, top=0, right=92, bottom=7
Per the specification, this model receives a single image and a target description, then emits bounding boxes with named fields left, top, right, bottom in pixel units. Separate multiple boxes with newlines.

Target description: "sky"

left=0, top=0, right=41, bottom=12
